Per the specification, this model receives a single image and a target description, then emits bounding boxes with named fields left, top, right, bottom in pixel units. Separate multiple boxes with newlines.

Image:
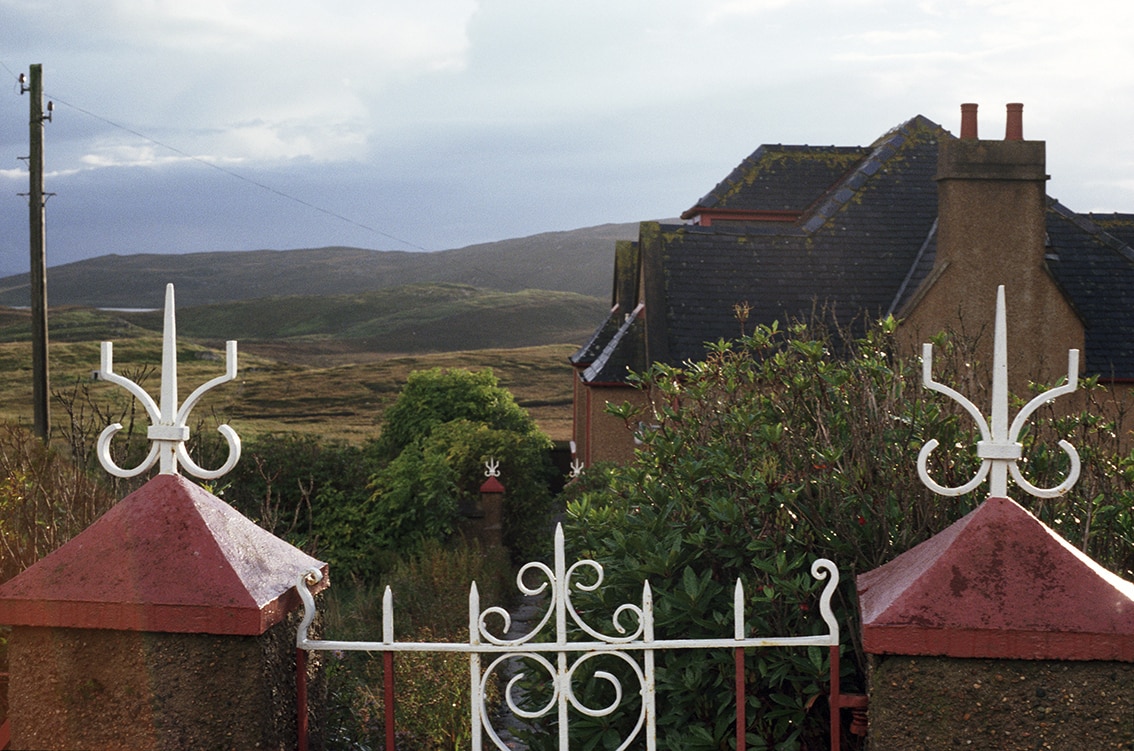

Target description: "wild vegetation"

left=554, top=317, right=1134, bottom=750
left=321, top=541, right=513, bottom=750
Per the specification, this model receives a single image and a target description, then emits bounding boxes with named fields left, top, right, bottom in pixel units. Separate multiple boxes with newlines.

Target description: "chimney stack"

left=924, top=102, right=1075, bottom=388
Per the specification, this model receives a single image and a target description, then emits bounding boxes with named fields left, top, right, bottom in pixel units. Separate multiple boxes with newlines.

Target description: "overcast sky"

left=2, top=0, right=1133, bottom=276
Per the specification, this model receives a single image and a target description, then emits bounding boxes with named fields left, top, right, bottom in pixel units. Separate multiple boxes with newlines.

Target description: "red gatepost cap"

left=857, top=496, right=1134, bottom=662
left=0, top=474, right=327, bottom=635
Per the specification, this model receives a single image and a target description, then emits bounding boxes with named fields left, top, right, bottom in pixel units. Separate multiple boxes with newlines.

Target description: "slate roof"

left=1043, top=206, right=1134, bottom=379
left=571, top=305, right=624, bottom=366
left=683, top=144, right=872, bottom=218
left=651, top=115, right=944, bottom=366
left=581, top=310, right=646, bottom=385
left=577, top=114, right=1134, bottom=384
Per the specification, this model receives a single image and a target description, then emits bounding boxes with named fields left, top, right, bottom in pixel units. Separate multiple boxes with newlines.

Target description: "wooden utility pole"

left=24, top=64, right=50, bottom=441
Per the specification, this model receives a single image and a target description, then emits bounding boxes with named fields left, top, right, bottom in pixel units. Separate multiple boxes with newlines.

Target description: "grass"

left=0, top=284, right=590, bottom=444
left=0, top=336, right=577, bottom=445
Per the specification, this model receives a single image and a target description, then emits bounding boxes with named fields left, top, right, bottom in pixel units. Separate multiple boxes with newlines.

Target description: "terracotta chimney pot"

left=960, top=103, right=978, bottom=139
left=1005, top=103, right=1024, bottom=140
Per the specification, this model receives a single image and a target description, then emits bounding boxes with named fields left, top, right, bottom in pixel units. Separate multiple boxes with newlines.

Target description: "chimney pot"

left=960, top=103, right=978, bottom=139
left=1005, top=103, right=1024, bottom=141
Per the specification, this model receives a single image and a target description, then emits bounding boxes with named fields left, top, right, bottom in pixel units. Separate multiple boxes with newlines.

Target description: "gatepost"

left=857, top=287, right=1134, bottom=748
left=0, top=285, right=329, bottom=750
left=460, top=459, right=505, bottom=550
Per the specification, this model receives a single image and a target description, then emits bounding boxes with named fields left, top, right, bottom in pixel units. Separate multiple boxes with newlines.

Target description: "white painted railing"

left=295, top=524, right=851, bottom=751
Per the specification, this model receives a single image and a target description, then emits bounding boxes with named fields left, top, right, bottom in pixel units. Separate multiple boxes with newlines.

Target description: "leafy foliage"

left=559, top=318, right=1134, bottom=750
left=223, top=368, right=558, bottom=578
left=222, top=433, right=377, bottom=574
left=371, top=368, right=538, bottom=461
left=368, top=368, right=556, bottom=563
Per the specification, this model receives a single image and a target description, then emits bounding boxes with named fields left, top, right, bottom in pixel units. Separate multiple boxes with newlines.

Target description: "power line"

left=3, top=60, right=430, bottom=251
left=47, top=94, right=429, bottom=251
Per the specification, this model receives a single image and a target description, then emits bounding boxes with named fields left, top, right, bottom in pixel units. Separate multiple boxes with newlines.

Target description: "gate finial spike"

left=96, top=283, right=241, bottom=480
left=918, top=285, right=1080, bottom=500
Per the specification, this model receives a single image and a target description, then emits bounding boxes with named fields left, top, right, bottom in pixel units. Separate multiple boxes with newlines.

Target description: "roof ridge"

left=685, top=143, right=872, bottom=218
left=800, top=115, right=947, bottom=234
left=1049, top=200, right=1134, bottom=265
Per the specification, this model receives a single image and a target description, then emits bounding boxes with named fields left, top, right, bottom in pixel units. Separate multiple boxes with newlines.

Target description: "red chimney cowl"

left=960, top=103, right=978, bottom=139
left=1005, top=103, right=1024, bottom=141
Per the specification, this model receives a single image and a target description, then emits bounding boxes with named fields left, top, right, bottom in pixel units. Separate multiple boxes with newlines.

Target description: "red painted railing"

left=298, top=643, right=866, bottom=751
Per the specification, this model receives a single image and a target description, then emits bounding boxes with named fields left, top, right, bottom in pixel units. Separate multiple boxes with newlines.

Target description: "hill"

left=0, top=284, right=605, bottom=442
left=117, top=283, right=605, bottom=357
left=0, top=221, right=662, bottom=442
left=0, top=222, right=653, bottom=308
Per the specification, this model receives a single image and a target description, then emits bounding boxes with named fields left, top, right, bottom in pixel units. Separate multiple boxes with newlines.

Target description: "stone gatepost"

left=856, top=286, right=1134, bottom=748
left=0, top=285, right=329, bottom=750
left=857, top=496, right=1134, bottom=748
left=0, top=475, right=328, bottom=750
left=461, top=458, right=505, bottom=549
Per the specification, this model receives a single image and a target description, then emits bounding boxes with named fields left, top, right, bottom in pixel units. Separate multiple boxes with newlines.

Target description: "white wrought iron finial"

left=918, top=285, right=1080, bottom=499
left=569, top=458, right=585, bottom=478
left=485, top=458, right=501, bottom=478
left=97, top=283, right=241, bottom=480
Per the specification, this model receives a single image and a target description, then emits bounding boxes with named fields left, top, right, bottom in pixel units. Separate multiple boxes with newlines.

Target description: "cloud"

left=2, top=0, right=479, bottom=166
left=78, top=145, right=202, bottom=169
left=3, top=0, right=1134, bottom=273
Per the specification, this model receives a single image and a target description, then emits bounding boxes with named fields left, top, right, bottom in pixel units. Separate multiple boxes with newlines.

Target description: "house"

left=570, top=104, right=1134, bottom=465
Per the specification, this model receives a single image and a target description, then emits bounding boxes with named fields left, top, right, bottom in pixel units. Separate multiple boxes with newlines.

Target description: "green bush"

left=557, top=318, right=1134, bottom=750
left=222, top=433, right=378, bottom=575
left=366, top=438, right=459, bottom=557
left=368, top=368, right=556, bottom=564
left=371, top=368, right=537, bottom=463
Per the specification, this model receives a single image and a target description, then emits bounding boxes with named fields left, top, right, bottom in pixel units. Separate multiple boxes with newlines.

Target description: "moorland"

left=0, top=221, right=648, bottom=443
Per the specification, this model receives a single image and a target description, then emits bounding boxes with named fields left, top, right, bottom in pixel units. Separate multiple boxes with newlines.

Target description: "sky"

left=2, top=0, right=1134, bottom=277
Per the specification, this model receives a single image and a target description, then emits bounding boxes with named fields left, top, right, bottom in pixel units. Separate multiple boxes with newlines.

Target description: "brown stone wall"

left=868, top=655, right=1134, bottom=749
left=584, top=384, right=646, bottom=465
left=572, top=370, right=587, bottom=457
left=8, top=605, right=323, bottom=751
left=898, top=263, right=1084, bottom=395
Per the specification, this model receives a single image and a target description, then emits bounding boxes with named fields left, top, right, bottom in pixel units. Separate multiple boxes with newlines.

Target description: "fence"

left=295, top=524, right=859, bottom=751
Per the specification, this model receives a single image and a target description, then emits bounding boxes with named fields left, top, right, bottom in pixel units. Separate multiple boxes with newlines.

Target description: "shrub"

left=371, top=368, right=537, bottom=463
left=368, top=368, right=556, bottom=565
left=222, top=433, right=378, bottom=576
left=0, top=423, right=114, bottom=583
left=558, top=318, right=1134, bottom=750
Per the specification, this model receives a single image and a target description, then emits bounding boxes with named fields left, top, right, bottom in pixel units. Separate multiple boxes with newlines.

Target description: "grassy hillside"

left=0, top=337, right=577, bottom=445
left=0, top=221, right=654, bottom=308
left=116, top=283, right=603, bottom=354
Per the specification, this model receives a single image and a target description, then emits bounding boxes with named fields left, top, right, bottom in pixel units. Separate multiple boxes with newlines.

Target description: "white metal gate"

left=295, top=523, right=853, bottom=751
